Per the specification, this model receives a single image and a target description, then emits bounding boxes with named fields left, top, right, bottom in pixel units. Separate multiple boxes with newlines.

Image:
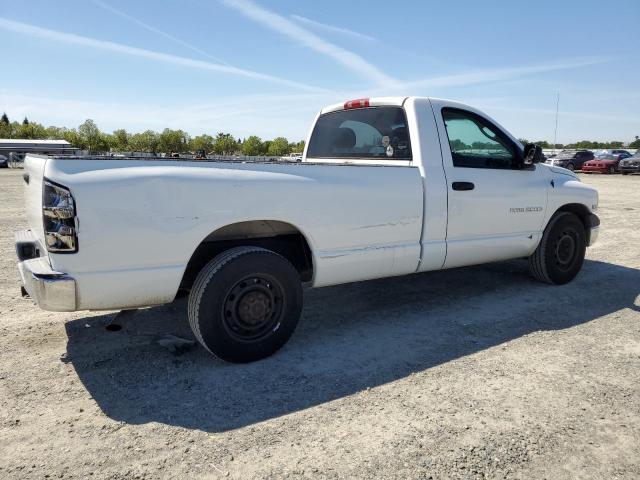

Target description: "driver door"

left=430, top=102, right=550, bottom=268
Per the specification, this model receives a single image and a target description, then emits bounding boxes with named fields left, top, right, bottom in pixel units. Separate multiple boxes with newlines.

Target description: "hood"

left=587, top=159, right=617, bottom=165
left=544, top=164, right=579, bottom=179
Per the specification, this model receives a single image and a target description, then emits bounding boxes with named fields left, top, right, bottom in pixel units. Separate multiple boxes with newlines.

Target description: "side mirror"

left=523, top=144, right=543, bottom=165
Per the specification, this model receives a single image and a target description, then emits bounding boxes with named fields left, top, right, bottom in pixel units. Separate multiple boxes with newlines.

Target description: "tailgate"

left=22, top=154, right=47, bottom=251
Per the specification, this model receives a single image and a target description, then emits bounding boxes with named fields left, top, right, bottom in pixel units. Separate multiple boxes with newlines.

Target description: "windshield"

left=596, top=154, right=616, bottom=160
left=556, top=152, right=576, bottom=159
left=307, top=107, right=411, bottom=160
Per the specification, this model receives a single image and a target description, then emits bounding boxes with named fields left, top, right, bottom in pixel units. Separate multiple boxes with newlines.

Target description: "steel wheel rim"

left=554, top=230, right=578, bottom=271
left=221, top=274, right=285, bottom=343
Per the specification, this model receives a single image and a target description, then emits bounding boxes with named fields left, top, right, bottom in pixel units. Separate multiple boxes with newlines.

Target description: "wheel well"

left=556, top=203, right=592, bottom=242
left=180, top=220, right=313, bottom=291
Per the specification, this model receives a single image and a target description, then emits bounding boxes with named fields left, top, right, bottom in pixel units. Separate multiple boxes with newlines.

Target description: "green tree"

left=78, top=119, right=106, bottom=153
left=0, top=121, right=12, bottom=138
left=533, top=140, right=550, bottom=148
left=1, top=113, right=8, bottom=124
left=18, top=121, right=46, bottom=139
left=212, top=132, right=237, bottom=155
left=191, top=134, right=214, bottom=153
left=129, top=130, right=159, bottom=153
left=22, top=117, right=29, bottom=125
left=267, top=137, right=290, bottom=156
left=158, top=128, right=190, bottom=153
left=44, top=126, right=68, bottom=139
left=290, top=140, right=305, bottom=153
left=630, top=136, right=640, bottom=149
left=241, top=135, right=264, bottom=156
left=61, top=129, right=83, bottom=149
left=111, top=129, right=130, bottom=152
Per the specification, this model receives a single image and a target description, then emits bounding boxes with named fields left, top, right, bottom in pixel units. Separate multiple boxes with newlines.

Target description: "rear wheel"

left=529, top=212, right=586, bottom=285
left=608, top=166, right=616, bottom=174
left=566, top=162, right=575, bottom=171
left=622, top=172, right=629, bottom=175
left=188, top=246, right=303, bottom=363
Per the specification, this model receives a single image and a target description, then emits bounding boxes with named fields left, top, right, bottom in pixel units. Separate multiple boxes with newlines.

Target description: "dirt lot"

left=0, top=168, right=638, bottom=479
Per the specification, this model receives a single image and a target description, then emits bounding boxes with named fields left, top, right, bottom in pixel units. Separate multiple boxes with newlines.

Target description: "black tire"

left=608, top=166, right=615, bottom=174
left=566, top=162, right=575, bottom=171
left=188, top=246, right=303, bottom=363
left=529, top=212, right=586, bottom=285
left=622, top=172, right=629, bottom=175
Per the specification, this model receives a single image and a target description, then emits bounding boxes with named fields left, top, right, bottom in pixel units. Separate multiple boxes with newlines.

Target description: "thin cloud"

left=403, top=58, right=613, bottom=90
left=90, top=0, right=232, bottom=66
left=0, top=17, right=326, bottom=92
left=290, top=14, right=376, bottom=43
left=221, top=0, right=396, bottom=87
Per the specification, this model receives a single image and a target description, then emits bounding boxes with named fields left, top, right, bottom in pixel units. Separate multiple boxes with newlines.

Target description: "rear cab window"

left=307, top=107, right=411, bottom=161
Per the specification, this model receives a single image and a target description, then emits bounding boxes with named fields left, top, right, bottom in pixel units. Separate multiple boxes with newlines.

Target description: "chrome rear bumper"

left=15, top=230, right=77, bottom=312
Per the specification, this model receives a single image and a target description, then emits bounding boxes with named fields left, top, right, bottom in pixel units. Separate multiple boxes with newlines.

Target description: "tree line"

left=519, top=138, right=640, bottom=150
left=0, top=113, right=305, bottom=156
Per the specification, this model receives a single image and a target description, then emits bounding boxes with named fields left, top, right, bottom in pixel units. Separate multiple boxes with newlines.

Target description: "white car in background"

left=280, top=152, right=303, bottom=162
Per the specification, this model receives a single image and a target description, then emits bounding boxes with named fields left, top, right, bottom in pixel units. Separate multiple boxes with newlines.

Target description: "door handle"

left=452, top=181, right=474, bottom=191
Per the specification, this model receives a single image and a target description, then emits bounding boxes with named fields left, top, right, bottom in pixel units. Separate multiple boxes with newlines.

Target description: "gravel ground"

left=0, top=168, right=638, bottom=479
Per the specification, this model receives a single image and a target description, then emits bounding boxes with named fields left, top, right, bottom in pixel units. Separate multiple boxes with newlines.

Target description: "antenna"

left=553, top=92, right=560, bottom=153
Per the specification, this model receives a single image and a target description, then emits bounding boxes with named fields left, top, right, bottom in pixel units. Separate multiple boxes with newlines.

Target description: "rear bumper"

left=15, top=230, right=77, bottom=312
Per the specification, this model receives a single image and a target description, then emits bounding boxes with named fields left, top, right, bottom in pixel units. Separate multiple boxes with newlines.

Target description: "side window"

left=442, top=108, right=519, bottom=169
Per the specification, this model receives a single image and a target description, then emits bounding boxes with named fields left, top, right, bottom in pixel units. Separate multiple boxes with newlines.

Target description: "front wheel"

left=529, top=212, right=586, bottom=285
left=566, top=163, right=575, bottom=171
left=608, top=166, right=616, bottom=174
left=188, top=246, right=303, bottom=363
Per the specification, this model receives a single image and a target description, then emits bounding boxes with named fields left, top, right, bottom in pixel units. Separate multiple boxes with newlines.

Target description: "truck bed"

left=31, top=154, right=405, bottom=168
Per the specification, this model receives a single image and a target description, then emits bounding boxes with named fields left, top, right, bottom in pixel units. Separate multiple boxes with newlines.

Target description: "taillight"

left=344, top=98, right=369, bottom=109
left=43, top=180, right=77, bottom=253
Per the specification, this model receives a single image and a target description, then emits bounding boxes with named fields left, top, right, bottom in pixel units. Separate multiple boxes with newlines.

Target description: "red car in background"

left=582, top=152, right=631, bottom=174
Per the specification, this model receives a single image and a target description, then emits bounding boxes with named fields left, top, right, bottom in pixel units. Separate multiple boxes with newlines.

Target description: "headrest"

left=333, top=127, right=356, bottom=149
left=391, top=127, right=408, bottom=143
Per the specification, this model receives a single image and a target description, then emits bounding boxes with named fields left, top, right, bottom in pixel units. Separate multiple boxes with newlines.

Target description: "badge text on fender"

left=510, top=207, right=543, bottom=213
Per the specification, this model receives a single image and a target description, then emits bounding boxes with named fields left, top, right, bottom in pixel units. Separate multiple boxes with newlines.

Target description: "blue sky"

left=1, top=0, right=639, bottom=143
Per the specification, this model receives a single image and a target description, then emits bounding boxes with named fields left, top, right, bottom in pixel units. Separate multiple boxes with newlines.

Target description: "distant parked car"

left=280, top=152, right=303, bottom=162
left=582, top=153, right=622, bottom=174
left=597, top=149, right=632, bottom=157
left=611, top=150, right=633, bottom=159
left=545, top=150, right=594, bottom=171
left=619, top=151, right=640, bottom=175
left=0, top=154, right=7, bottom=168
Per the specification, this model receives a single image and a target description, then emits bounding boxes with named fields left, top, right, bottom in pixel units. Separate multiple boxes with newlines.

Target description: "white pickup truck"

left=16, top=97, right=600, bottom=362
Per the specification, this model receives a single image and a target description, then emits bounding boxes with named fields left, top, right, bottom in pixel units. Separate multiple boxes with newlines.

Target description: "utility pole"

left=553, top=92, right=560, bottom=154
